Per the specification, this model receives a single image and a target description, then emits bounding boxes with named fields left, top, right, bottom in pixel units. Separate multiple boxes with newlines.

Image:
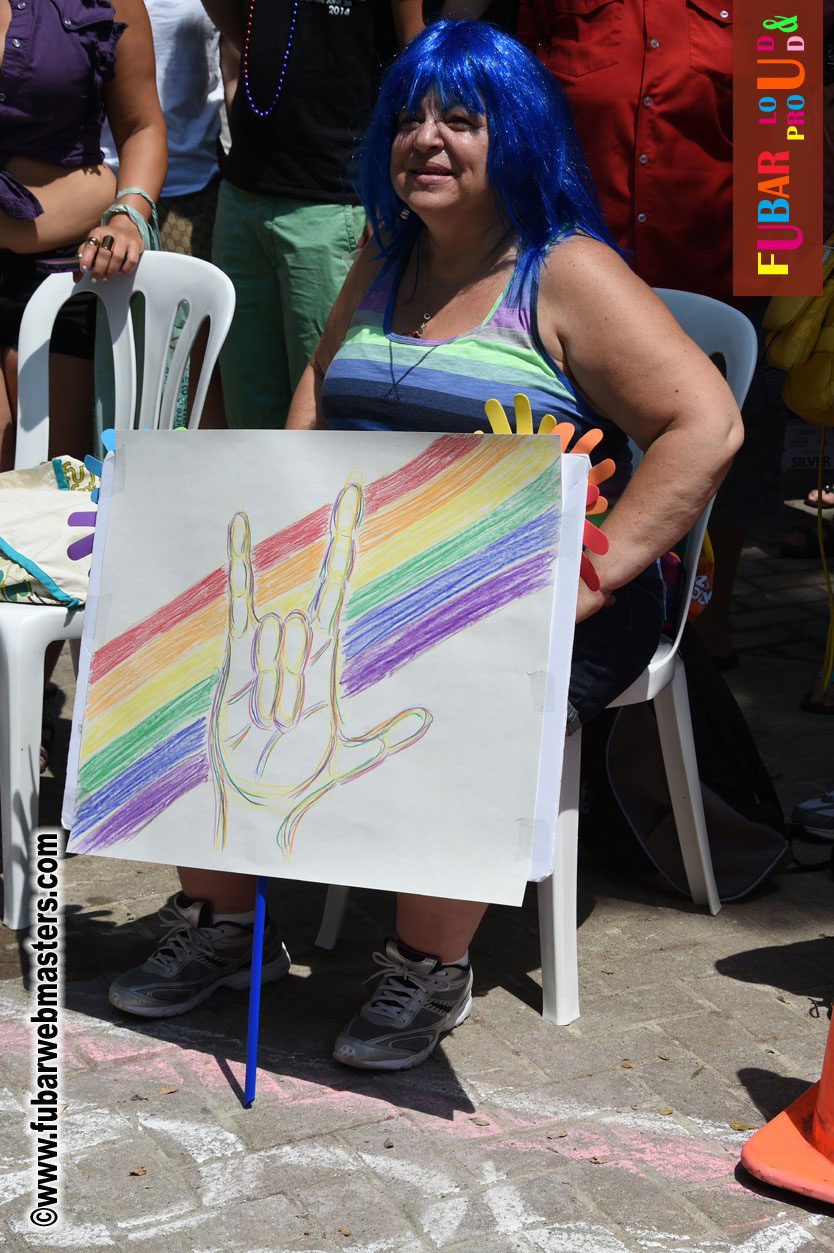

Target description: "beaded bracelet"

left=100, top=188, right=160, bottom=251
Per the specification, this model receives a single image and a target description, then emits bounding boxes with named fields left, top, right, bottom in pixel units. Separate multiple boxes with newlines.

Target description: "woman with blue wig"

left=288, top=18, right=741, bottom=1069
left=110, top=20, right=743, bottom=1070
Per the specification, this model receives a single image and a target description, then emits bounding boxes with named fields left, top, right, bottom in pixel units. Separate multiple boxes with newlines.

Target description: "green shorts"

left=212, top=181, right=365, bottom=429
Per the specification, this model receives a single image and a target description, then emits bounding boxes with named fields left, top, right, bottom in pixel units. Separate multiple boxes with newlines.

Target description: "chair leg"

left=653, top=657, right=721, bottom=915
left=538, top=727, right=582, bottom=1025
left=0, top=631, right=46, bottom=930
left=315, top=885, right=350, bottom=950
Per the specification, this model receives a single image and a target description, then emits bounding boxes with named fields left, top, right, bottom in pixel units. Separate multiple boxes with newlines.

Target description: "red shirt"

left=518, top=0, right=733, bottom=300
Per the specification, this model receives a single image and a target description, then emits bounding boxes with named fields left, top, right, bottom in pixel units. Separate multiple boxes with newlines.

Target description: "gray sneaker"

left=109, top=894, right=290, bottom=1018
left=333, top=938, right=473, bottom=1070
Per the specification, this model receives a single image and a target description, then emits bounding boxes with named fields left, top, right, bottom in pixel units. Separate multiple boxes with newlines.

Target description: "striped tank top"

left=321, top=248, right=632, bottom=501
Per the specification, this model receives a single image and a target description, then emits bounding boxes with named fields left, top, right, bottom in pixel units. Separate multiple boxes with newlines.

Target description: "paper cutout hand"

left=483, top=394, right=613, bottom=592
left=208, top=478, right=432, bottom=855
left=66, top=429, right=117, bottom=561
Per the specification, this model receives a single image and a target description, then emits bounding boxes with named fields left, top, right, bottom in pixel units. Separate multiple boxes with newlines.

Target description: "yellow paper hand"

left=482, top=393, right=614, bottom=590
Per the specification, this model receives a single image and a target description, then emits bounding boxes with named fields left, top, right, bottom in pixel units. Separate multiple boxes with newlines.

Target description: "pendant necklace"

left=242, top=0, right=299, bottom=118
left=405, top=237, right=435, bottom=338
left=405, top=228, right=514, bottom=338
left=388, top=230, right=515, bottom=396
left=410, top=310, right=433, bottom=339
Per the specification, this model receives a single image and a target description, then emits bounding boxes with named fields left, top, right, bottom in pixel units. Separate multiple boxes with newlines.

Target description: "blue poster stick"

left=243, top=875, right=268, bottom=1107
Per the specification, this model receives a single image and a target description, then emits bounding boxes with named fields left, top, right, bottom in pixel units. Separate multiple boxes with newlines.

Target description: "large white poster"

left=63, top=430, right=584, bottom=906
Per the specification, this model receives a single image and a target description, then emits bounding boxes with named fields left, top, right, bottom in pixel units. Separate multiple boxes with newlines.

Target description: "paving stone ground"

left=2, top=505, right=833, bottom=1251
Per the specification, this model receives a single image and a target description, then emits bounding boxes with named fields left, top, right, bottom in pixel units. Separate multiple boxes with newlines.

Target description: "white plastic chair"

left=314, top=290, right=759, bottom=1025
left=0, top=252, right=235, bottom=929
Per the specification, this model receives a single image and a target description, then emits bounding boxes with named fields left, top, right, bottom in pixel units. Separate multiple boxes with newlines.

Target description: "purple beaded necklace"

left=242, top=0, right=299, bottom=119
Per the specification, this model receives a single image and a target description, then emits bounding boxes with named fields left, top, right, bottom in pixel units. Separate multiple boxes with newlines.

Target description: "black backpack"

left=580, top=626, right=789, bottom=901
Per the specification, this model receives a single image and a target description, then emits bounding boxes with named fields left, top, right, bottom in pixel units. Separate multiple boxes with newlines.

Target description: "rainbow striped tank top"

left=321, top=249, right=632, bottom=500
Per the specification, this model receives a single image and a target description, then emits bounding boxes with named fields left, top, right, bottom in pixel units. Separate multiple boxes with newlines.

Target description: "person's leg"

left=274, top=200, right=365, bottom=401
left=395, top=894, right=487, bottom=962
left=159, top=180, right=227, bottom=429
left=184, top=322, right=227, bottom=429
left=212, top=180, right=291, bottom=429
left=0, top=348, right=14, bottom=470
left=177, top=867, right=255, bottom=914
left=46, top=353, right=95, bottom=461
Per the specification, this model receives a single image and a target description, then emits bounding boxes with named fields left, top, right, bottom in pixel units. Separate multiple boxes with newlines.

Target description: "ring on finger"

left=85, top=236, right=102, bottom=248
left=100, top=235, right=115, bottom=252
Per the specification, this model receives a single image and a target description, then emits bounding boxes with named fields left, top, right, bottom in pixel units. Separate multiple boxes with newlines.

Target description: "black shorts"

left=0, top=246, right=96, bottom=358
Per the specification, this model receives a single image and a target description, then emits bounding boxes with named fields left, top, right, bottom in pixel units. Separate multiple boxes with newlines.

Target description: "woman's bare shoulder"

left=540, top=233, right=635, bottom=294
left=538, top=232, right=668, bottom=337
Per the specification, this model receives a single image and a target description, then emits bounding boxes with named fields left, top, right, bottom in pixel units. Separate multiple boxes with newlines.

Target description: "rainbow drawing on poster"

left=69, top=434, right=562, bottom=857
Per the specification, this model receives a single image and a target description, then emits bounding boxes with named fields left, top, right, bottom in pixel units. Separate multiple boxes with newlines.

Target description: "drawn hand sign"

left=208, top=478, right=432, bottom=855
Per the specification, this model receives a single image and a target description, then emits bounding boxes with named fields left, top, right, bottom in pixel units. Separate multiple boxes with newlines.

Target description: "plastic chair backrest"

left=652, top=288, right=759, bottom=652
left=15, top=252, right=236, bottom=467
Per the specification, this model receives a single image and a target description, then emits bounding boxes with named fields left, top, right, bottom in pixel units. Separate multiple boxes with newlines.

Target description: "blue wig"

left=359, top=20, right=614, bottom=282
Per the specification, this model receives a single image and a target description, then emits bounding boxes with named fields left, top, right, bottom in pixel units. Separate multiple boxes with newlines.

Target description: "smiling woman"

left=282, top=19, right=743, bottom=1070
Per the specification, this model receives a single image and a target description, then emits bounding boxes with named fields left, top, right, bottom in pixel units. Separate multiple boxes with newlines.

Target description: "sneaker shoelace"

left=363, top=950, right=451, bottom=1022
left=148, top=906, right=238, bottom=973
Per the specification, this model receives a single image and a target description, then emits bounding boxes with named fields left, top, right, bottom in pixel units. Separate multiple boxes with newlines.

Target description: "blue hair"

left=359, top=20, right=614, bottom=284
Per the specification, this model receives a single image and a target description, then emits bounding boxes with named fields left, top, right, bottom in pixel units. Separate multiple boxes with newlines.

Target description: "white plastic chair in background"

left=0, top=252, right=235, bottom=929
left=315, top=289, right=759, bottom=1025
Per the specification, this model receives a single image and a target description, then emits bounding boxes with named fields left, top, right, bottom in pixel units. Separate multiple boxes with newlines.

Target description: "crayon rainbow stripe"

left=70, top=434, right=561, bottom=852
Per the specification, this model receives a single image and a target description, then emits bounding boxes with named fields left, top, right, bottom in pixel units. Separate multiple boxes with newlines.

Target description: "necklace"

left=404, top=230, right=515, bottom=338
left=242, top=0, right=299, bottom=119
left=411, top=311, right=433, bottom=339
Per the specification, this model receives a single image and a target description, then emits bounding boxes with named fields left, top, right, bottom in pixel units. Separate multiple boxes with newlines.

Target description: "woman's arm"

left=537, top=236, right=744, bottom=621
left=287, top=245, right=386, bottom=430
left=391, top=0, right=425, bottom=45
left=80, top=0, right=167, bottom=280
left=201, top=0, right=245, bottom=52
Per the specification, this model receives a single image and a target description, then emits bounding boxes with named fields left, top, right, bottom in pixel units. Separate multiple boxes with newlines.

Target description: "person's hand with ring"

left=76, top=211, right=144, bottom=281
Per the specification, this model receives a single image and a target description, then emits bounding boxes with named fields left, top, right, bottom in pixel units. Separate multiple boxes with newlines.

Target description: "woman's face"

left=389, top=95, right=494, bottom=224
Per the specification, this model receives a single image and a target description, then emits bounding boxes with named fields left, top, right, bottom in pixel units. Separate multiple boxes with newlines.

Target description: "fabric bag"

left=580, top=627, right=789, bottom=901
left=0, top=457, right=96, bottom=606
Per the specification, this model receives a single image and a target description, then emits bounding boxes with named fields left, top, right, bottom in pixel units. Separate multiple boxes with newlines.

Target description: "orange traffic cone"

left=741, top=1013, right=834, bottom=1203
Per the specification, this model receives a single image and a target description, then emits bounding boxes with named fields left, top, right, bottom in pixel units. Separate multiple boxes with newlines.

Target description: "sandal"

left=800, top=671, right=834, bottom=715
left=780, top=520, right=834, bottom=558
left=805, top=484, right=834, bottom=508
left=800, top=692, right=834, bottom=715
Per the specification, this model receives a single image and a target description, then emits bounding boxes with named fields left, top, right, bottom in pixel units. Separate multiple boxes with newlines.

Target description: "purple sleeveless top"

left=0, top=0, right=124, bottom=220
